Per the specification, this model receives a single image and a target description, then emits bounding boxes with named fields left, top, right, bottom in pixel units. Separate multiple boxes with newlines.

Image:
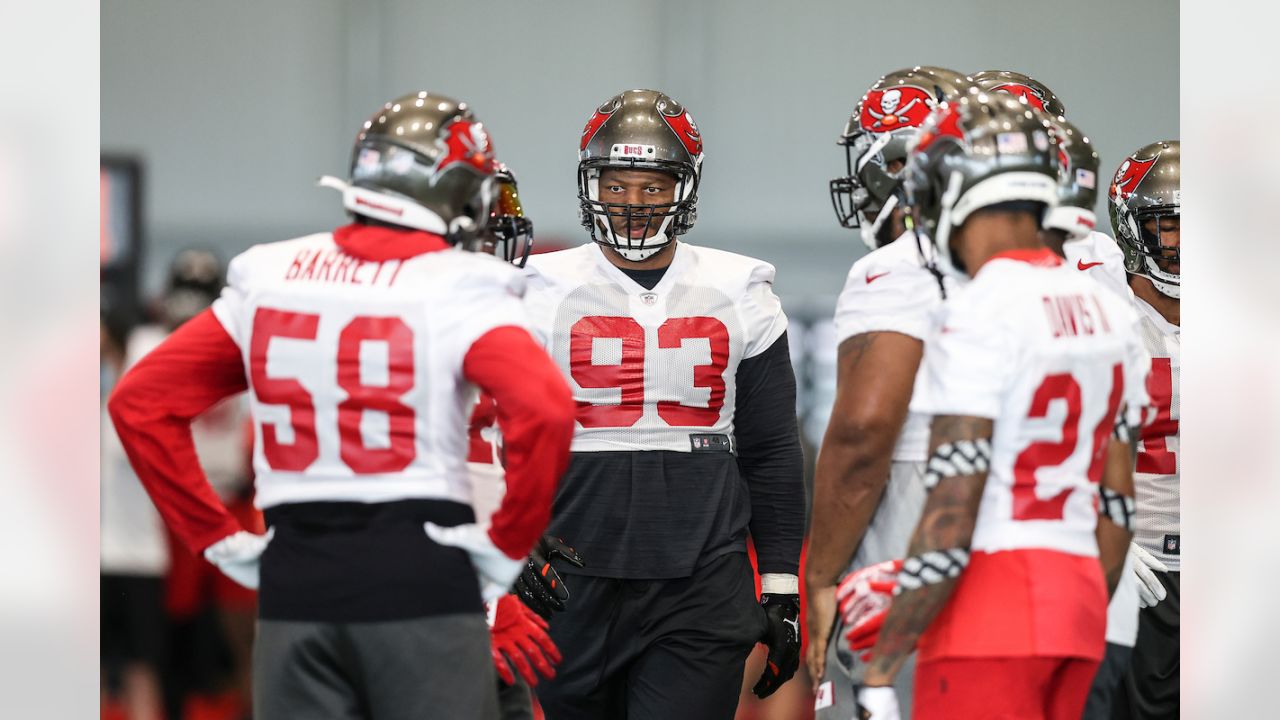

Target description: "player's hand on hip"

left=753, top=590, right=801, bottom=698
left=490, top=594, right=562, bottom=687
left=425, top=522, right=525, bottom=602
left=805, top=583, right=836, bottom=692
left=855, top=685, right=901, bottom=720
left=203, top=528, right=274, bottom=590
left=513, top=535, right=585, bottom=619
left=1129, top=543, right=1170, bottom=608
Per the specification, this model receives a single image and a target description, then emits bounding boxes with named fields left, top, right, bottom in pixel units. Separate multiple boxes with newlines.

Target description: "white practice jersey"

left=523, top=242, right=786, bottom=453
left=211, top=233, right=528, bottom=509
left=1131, top=294, right=1181, bottom=570
left=912, top=250, right=1151, bottom=558
left=833, top=232, right=958, bottom=463
left=1064, top=231, right=1132, bottom=302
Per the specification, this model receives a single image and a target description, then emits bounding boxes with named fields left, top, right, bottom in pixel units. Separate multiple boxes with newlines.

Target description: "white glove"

left=203, top=528, right=274, bottom=590
left=1129, top=543, right=1169, bottom=608
left=424, top=522, right=525, bottom=602
left=855, top=686, right=901, bottom=720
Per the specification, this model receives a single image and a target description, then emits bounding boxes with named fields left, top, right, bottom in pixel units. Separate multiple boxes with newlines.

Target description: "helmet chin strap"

left=1144, top=255, right=1181, bottom=299
left=933, top=170, right=966, bottom=274
left=597, top=216, right=672, bottom=261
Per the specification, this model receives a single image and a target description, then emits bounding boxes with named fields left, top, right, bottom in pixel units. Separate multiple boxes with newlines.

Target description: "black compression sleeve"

left=735, top=330, right=805, bottom=576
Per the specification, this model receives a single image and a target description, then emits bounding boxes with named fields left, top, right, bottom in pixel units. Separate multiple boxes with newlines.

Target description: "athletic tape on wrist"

left=1098, top=486, right=1136, bottom=531
left=924, top=439, right=992, bottom=489
left=895, top=548, right=970, bottom=593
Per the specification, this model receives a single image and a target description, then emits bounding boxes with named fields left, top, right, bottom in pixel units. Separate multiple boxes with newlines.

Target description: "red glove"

left=490, top=593, right=562, bottom=687
left=836, top=559, right=902, bottom=659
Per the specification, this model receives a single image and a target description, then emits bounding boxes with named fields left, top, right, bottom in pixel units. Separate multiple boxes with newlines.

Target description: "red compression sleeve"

left=463, top=326, right=575, bottom=560
left=107, top=309, right=249, bottom=553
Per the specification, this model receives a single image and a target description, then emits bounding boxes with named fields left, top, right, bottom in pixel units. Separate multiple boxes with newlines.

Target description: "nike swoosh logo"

left=1077, top=260, right=1103, bottom=271
left=866, top=271, right=891, bottom=284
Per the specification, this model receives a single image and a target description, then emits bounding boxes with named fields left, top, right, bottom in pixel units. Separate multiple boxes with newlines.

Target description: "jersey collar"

left=592, top=240, right=689, bottom=296
left=986, top=247, right=1063, bottom=268
left=333, top=222, right=451, bottom=262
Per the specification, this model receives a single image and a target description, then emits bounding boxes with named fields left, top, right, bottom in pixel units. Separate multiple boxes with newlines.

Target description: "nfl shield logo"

left=640, top=292, right=658, bottom=306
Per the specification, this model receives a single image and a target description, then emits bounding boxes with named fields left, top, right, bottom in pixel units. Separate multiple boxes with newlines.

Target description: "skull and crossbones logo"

left=860, top=87, right=933, bottom=132
left=866, top=89, right=923, bottom=130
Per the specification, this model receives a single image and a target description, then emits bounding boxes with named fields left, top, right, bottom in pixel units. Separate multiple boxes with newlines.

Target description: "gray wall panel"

left=102, top=0, right=1177, bottom=303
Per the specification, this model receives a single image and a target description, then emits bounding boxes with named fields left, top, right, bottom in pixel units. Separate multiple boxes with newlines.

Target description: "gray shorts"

left=816, top=461, right=925, bottom=719
left=254, top=613, right=498, bottom=720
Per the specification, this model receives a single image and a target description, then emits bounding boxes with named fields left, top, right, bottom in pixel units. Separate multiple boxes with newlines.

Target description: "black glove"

left=512, top=535, right=585, bottom=619
left=752, top=592, right=801, bottom=698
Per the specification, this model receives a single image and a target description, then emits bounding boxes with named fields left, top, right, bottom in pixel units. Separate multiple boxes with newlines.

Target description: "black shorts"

left=100, top=574, right=166, bottom=669
left=1112, top=570, right=1179, bottom=719
left=1083, top=641, right=1134, bottom=720
left=535, top=551, right=766, bottom=720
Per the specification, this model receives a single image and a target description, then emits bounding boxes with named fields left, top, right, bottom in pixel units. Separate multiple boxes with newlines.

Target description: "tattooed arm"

left=804, top=331, right=923, bottom=687
left=862, top=414, right=992, bottom=687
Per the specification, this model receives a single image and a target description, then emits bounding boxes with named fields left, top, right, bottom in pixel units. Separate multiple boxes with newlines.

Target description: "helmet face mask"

left=830, top=66, right=977, bottom=251
left=577, top=90, right=704, bottom=262
left=484, top=165, right=534, bottom=267
left=1108, top=141, right=1180, bottom=298
left=579, top=159, right=698, bottom=261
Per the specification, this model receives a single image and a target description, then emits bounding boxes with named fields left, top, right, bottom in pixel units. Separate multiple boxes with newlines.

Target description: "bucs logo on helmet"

left=438, top=119, right=496, bottom=178
left=913, top=105, right=966, bottom=154
left=580, top=96, right=623, bottom=152
left=991, top=83, right=1048, bottom=112
left=660, top=105, right=703, bottom=156
left=1109, top=153, right=1159, bottom=201
left=860, top=86, right=934, bottom=132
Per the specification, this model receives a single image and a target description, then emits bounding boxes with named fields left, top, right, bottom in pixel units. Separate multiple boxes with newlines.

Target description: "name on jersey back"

left=1042, top=293, right=1113, bottom=338
left=284, top=247, right=407, bottom=288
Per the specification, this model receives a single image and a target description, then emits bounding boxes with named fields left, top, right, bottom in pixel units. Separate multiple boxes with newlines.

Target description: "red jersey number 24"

left=1011, top=364, right=1123, bottom=521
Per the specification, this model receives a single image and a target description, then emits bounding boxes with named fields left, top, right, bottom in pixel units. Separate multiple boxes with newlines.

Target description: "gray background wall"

left=103, top=0, right=1178, bottom=311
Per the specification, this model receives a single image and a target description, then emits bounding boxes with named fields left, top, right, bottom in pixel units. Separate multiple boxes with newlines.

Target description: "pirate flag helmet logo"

left=1110, top=154, right=1158, bottom=201
left=858, top=85, right=935, bottom=132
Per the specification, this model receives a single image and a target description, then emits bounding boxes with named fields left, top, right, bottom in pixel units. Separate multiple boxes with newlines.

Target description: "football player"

left=524, top=89, right=805, bottom=720
left=854, top=94, right=1149, bottom=719
left=1107, top=141, right=1181, bottom=720
left=806, top=66, right=976, bottom=720
left=108, top=91, right=576, bottom=720
left=1039, top=117, right=1151, bottom=720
